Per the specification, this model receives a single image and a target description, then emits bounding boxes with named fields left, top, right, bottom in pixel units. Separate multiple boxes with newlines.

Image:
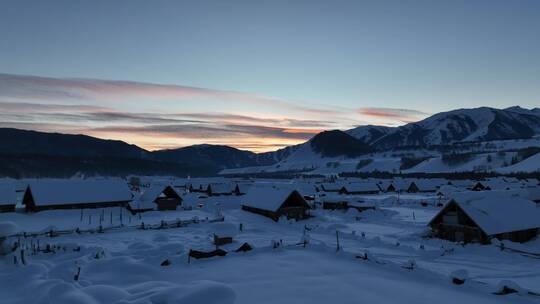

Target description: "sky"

left=1, top=0, right=539, bottom=152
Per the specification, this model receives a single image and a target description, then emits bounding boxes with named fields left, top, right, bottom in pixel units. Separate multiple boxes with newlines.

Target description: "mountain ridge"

left=2, top=106, right=540, bottom=177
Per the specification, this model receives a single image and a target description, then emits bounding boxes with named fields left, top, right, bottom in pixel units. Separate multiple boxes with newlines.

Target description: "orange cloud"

left=358, top=107, right=428, bottom=124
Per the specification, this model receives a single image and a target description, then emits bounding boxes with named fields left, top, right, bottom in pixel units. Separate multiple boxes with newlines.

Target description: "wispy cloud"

left=358, top=107, right=428, bottom=123
left=0, top=73, right=341, bottom=118
left=0, top=100, right=325, bottom=152
left=0, top=73, right=427, bottom=151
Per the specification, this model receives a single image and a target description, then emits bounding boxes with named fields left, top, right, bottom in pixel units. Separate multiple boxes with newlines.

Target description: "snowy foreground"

left=1, top=193, right=539, bottom=303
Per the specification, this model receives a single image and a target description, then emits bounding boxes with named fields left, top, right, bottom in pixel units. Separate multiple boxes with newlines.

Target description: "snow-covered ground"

left=1, top=186, right=539, bottom=303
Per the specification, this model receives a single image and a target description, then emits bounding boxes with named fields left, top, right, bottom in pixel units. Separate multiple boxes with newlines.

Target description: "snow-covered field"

left=1, top=188, right=539, bottom=303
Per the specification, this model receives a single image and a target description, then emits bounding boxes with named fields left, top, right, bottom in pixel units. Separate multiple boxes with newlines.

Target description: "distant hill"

left=310, top=130, right=372, bottom=157
left=152, top=144, right=260, bottom=169
left=0, top=128, right=146, bottom=159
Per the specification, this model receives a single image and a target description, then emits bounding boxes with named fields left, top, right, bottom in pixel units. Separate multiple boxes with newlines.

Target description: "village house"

left=207, top=183, right=243, bottom=196
left=407, top=179, right=441, bottom=193
left=428, top=192, right=540, bottom=244
left=241, top=187, right=311, bottom=221
left=319, top=183, right=345, bottom=193
left=129, top=184, right=182, bottom=213
left=339, top=182, right=380, bottom=195
left=22, top=179, right=133, bottom=212
left=385, top=178, right=410, bottom=193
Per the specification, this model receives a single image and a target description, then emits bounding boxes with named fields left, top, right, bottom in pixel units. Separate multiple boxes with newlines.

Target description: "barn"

left=0, top=184, right=16, bottom=213
left=241, top=187, right=311, bottom=221
left=129, top=185, right=182, bottom=213
left=428, top=192, right=540, bottom=244
left=22, top=179, right=133, bottom=212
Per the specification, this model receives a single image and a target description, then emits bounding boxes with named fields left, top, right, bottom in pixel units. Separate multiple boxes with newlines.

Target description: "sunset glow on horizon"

left=1, top=1, right=539, bottom=152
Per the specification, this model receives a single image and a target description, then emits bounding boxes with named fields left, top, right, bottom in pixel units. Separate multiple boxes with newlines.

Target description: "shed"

left=23, top=179, right=133, bottom=212
left=428, top=192, right=540, bottom=243
left=241, top=187, right=311, bottom=221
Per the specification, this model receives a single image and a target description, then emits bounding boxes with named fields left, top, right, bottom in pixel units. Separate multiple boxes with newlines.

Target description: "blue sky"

left=1, top=0, right=539, bottom=151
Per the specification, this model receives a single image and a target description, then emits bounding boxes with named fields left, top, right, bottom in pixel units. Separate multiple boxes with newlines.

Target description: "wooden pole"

left=336, top=230, right=340, bottom=252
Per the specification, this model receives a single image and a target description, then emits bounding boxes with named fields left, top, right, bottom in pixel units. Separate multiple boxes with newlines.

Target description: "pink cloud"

left=358, top=107, right=428, bottom=123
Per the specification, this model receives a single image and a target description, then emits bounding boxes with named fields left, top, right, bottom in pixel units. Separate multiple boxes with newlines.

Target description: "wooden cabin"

left=207, top=183, right=243, bottom=196
left=241, top=187, right=311, bottom=221
left=129, top=185, right=182, bottom=213
left=339, top=183, right=380, bottom=195
left=22, top=179, right=133, bottom=212
left=428, top=192, right=540, bottom=244
left=319, top=183, right=345, bottom=193
left=189, top=183, right=208, bottom=193
left=471, top=181, right=488, bottom=191
left=407, top=179, right=440, bottom=193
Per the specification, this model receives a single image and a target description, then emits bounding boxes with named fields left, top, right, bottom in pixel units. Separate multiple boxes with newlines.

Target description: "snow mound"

left=0, top=221, right=17, bottom=237
left=125, top=280, right=236, bottom=304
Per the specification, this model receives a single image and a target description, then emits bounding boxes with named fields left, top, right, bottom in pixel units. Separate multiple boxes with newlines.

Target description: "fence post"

left=336, top=231, right=340, bottom=252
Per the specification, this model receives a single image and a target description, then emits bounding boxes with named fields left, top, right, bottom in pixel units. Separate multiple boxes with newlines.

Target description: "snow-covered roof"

left=410, top=179, right=443, bottom=191
left=242, top=187, right=304, bottom=212
left=447, top=180, right=474, bottom=188
left=209, top=183, right=237, bottom=194
left=27, top=179, right=133, bottom=206
left=436, top=185, right=461, bottom=197
left=525, top=187, right=540, bottom=202
left=139, top=184, right=179, bottom=202
left=437, top=191, right=540, bottom=235
left=0, top=184, right=16, bottom=206
left=320, top=182, right=345, bottom=192
left=343, top=182, right=380, bottom=193
left=389, top=178, right=410, bottom=191
left=287, top=182, right=317, bottom=196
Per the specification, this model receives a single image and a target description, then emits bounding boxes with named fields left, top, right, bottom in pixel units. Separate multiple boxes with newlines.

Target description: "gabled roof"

left=343, top=182, right=380, bottom=193
left=431, top=191, right=540, bottom=236
left=389, top=178, right=410, bottom=191
left=320, top=182, right=345, bottom=192
left=436, top=185, right=461, bottom=197
left=27, top=179, right=133, bottom=206
left=139, top=184, right=180, bottom=202
left=242, top=187, right=306, bottom=212
left=409, top=179, right=442, bottom=191
left=0, top=184, right=16, bottom=206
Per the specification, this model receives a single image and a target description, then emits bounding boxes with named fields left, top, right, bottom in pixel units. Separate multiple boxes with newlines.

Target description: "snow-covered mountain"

left=4, top=106, right=540, bottom=177
left=349, top=107, right=540, bottom=149
left=346, top=125, right=393, bottom=145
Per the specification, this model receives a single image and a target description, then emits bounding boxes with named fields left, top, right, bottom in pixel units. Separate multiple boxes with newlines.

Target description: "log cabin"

left=129, top=184, right=182, bottom=213
left=428, top=192, right=540, bottom=243
left=207, top=183, right=243, bottom=196
left=241, top=187, right=311, bottom=221
left=339, top=182, right=380, bottom=195
left=22, top=179, right=133, bottom=212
